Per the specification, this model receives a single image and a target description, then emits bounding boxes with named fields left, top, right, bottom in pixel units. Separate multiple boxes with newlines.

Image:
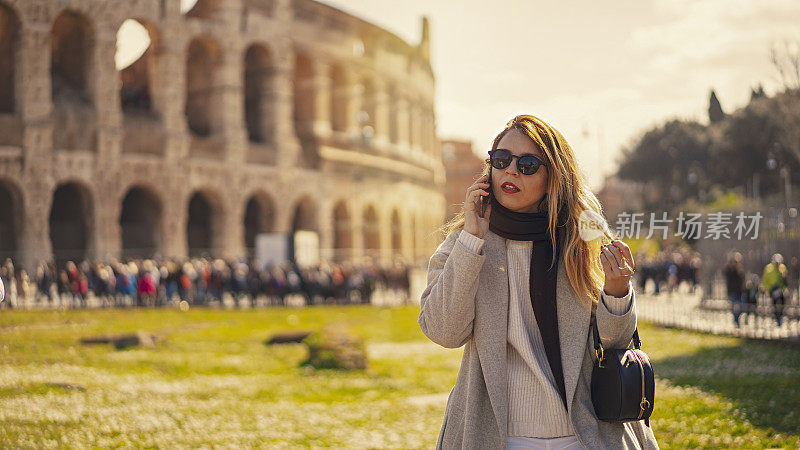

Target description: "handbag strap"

left=591, top=311, right=641, bottom=354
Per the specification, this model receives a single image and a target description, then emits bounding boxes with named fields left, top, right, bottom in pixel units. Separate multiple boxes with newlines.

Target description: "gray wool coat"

left=418, top=229, right=659, bottom=449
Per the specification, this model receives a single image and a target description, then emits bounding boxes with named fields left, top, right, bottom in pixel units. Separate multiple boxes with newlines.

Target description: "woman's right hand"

left=464, top=173, right=492, bottom=238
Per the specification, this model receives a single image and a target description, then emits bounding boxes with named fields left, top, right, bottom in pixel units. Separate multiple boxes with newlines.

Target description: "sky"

left=117, top=0, right=800, bottom=190
left=316, top=0, right=800, bottom=189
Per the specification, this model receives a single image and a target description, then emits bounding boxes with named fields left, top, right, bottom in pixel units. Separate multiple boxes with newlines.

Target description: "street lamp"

left=767, top=149, right=792, bottom=211
left=767, top=155, right=777, bottom=171
left=687, top=160, right=703, bottom=201
left=780, top=167, right=791, bottom=210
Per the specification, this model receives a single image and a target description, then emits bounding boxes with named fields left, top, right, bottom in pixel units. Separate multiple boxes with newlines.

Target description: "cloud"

left=618, top=0, right=800, bottom=149
left=321, top=0, right=800, bottom=190
left=629, top=0, right=800, bottom=73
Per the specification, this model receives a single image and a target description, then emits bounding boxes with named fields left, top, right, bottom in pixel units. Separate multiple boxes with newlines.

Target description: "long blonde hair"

left=437, top=114, right=618, bottom=305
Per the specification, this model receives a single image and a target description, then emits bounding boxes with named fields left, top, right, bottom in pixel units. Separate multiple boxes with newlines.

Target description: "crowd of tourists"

left=0, top=257, right=413, bottom=309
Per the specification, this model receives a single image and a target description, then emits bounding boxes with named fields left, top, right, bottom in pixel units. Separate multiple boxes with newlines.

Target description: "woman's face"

left=491, top=129, right=549, bottom=213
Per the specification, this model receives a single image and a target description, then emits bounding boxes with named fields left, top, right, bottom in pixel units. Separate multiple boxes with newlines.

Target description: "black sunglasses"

left=487, top=148, right=547, bottom=175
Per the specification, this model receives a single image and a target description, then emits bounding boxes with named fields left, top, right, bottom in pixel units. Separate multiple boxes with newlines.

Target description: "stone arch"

left=244, top=43, right=272, bottom=143
left=408, top=99, right=417, bottom=149
left=362, top=76, right=376, bottom=132
left=423, top=105, right=436, bottom=156
left=292, top=51, right=314, bottom=136
left=118, top=19, right=164, bottom=155
left=388, top=84, right=399, bottom=144
left=186, top=189, right=225, bottom=257
left=293, top=50, right=319, bottom=169
left=49, top=181, right=93, bottom=266
left=185, top=36, right=222, bottom=137
left=0, top=2, right=19, bottom=114
left=330, top=64, right=347, bottom=132
left=332, top=200, right=351, bottom=260
left=184, top=0, right=222, bottom=19
left=0, top=178, right=22, bottom=263
left=291, top=196, right=317, bottom=232
left=118, top=19, right=160, bottom=114
left=51, top=10, right=94, bottom=102
left=119, top=185, right=163, bottom=259
left=243, top=190, right=275, bottom=256
left=363, top=204, right=379, bottom=256
left=390, top=208, right=401, bottom=254
left=354, top=35, right=368, bottom=58
left=51, top=10, right=96, bottom=151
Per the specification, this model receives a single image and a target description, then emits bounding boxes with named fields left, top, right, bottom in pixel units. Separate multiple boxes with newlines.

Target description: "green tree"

left=713, top=90, right=800, bottom=195
left=617, top=120, right=711, bottom=210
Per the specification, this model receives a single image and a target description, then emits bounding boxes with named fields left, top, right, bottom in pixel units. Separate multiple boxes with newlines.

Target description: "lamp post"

left=780, top=166, right=791, bottom=210
left=767, top=150, right=793, bottom=232
left=687, top=160, right=702, bottom=201
left=753, top=172, right=760, bottom=200
left=768, top=143, right=792, bottom=209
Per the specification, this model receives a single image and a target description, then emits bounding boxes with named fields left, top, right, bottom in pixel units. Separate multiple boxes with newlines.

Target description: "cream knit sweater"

left=457, top=229, right=634, bottom=439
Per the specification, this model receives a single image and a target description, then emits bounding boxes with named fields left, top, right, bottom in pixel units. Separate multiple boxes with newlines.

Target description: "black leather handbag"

left=590, top=313, right=655, bottom=426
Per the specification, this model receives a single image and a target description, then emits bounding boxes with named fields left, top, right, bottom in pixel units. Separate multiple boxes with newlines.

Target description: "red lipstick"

left=501, top=182, right=520, bottom=194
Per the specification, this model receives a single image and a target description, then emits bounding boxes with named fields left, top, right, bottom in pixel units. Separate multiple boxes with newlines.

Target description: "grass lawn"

left=0, top=305, right=798, bottom=448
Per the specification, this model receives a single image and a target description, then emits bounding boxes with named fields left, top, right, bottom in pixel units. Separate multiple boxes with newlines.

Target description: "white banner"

left=255, top=233, right=289, bottom=269
left=293, top=230, right=319, bottom=268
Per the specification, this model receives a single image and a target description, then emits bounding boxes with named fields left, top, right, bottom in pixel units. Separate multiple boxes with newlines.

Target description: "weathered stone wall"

left=0, top=0, right=446, bottom=269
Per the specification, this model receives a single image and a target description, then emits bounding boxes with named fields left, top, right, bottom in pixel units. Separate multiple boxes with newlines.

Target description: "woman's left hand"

left=600, top=239, right=635, bottom=297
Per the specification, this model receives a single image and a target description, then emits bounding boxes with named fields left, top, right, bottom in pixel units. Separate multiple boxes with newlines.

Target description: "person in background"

left=36, top=262, right=54, bottom=306
left=723, top=252, right=746, bottom=327
left=788, top=256, right=800, bottom=307
left=689, top=254, right=701, bottom=294
left=762, top=253, right=788, bottom=327
left=137, top=260, right=157, bottom=307
left=744, top=272, right=760, bottom=323
left=1, top=259, right=14, bottom=308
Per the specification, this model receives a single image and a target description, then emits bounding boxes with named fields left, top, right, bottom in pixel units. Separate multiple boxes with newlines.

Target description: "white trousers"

left=505, top=435, right=583, bottom=449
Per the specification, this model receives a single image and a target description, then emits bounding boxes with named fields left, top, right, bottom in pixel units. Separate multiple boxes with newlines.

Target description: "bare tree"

left=770, top=39, right=800, bottom=91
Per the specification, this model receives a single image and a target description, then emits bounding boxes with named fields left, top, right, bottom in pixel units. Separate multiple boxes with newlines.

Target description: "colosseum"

left=0, top=0, right=446, bottom=270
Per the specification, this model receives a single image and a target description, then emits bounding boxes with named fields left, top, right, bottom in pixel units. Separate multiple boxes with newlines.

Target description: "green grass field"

left=1, top=305, right=798, bottom=448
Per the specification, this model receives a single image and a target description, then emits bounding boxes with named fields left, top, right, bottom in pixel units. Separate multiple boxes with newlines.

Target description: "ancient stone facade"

left=441, top=139, right=484, bottom=223
left=0, top=0, right=446, bottom=269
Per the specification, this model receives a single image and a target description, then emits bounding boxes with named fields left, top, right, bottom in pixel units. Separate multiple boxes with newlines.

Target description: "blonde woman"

left=419, top=115, right=658, bottom=449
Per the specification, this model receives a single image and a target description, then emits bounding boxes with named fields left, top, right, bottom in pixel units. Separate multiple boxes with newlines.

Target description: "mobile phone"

left=480, top=167, right=493, bottom=217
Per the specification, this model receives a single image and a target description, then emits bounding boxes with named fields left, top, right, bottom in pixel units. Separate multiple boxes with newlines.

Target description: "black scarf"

left=488, top=194, right=569, bottom=412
